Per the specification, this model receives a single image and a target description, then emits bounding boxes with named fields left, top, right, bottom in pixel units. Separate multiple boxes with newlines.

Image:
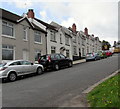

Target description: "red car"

left=105, top=50, right=112, bottom=57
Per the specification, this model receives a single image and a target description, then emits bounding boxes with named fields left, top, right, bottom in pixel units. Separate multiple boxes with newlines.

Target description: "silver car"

left=0, top=60, right=44, bottom=82
left=86, top=53, right=101, bottom=61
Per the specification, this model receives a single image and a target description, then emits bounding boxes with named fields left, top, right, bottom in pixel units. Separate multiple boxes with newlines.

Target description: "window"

left=2, top=21, right=14, bottom=37
left=60, top=54, right=65, bottom=59
left=51, top=46, right=56, bottom=54
left=55, top=54, right=60, bottom=59
left=82, top=39, right=85, bottom=45
left=10, top=61, right=21, bottom=66
left=82, top=48, right=85, bottom=56
left=78, top=36, right=80, bottom=44
left=34, top=31, right=42, bottom=43
left=66, top=50, right=70, bottom=58
left=73, top=46, right=77, bottom=55
left=2, top=45, right=14, bottom=60
left=23, top=26, right=27, bottom=40
left=21, top=61, right=31, bottom=65
left=65, top=35, right=69, bottom=45
left=50, top=31, right=56, bottom=42
left=35, top=50, right=41, bottom=61
left=73, top=36, right=76, bottom=43
left=60, top=34, right=62, bottom=44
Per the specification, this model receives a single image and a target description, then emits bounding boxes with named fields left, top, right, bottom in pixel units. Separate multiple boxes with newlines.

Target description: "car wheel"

left=37, top=67, right=43, bottom=75
left=54, top=64, right=59, bottom=70
left=68, top=62, right=72, bottom=67
left=8, top=72, right=17, bottom=82
left=94, top=58, right=97, bottom=61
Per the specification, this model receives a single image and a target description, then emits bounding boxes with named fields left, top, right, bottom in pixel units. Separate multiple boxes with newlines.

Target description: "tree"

left=102, top=40, right=111, bottom=50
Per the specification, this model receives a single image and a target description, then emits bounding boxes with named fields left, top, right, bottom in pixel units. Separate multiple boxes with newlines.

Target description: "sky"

left=0, top=0, right=119, bottom=46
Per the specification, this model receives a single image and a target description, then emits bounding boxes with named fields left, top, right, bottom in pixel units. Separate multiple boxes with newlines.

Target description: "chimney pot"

left=84, top=27, right=88, bottom=36
left=72, top=23, right=76, bottom=33
left=27, top=9, right=34, bottom=19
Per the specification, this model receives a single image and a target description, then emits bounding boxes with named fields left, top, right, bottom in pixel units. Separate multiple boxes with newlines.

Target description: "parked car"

left=38, top=53, right=73, bottom=70
left=97, top=51, right=107, bottom=59
left=105, top=50, right=112, bottom=57
left=0, top=60, right=44, bottom=82
left=86, top=53, right=101, bottom=62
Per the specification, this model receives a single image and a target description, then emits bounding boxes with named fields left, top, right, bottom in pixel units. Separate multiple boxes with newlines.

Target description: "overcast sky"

left=0, top=0, right=119, bottom=46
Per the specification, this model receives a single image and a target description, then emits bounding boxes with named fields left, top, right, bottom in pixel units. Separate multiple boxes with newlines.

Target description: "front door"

left=23, top=50, right=29, bottom=60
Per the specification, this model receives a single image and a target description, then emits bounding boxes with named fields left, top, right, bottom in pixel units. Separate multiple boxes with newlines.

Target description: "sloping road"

left=2, top=54, right=119, bottom=107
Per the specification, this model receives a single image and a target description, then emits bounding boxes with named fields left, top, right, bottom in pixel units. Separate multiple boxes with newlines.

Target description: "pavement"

left=73, top=59, right=86, bottom=65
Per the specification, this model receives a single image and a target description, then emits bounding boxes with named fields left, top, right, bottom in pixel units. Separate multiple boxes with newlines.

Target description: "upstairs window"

left=50, top=31, right=56, bottom=42
left=65, top=35, right=69, bottom=45
left=23, top=26, right=28, bottom=40
left=34, top=31, right=42, bottom=44
left=2, top=21, right=14, bottom=37
left=60, top=34, right=62, bottom=44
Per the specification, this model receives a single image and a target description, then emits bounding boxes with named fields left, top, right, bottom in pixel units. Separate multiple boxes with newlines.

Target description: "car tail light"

left=0, top=67, right=8, bottom=71
left=47, top=56, right=51, bottom=62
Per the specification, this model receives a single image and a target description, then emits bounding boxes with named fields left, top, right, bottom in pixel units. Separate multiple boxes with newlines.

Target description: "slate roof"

left=35, top=18, right=58, bottom=31
left=1, top=8, right=47, bottom=34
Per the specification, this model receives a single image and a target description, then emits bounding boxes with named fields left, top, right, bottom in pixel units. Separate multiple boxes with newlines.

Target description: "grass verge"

left=87, top=73, right=120, bottom=108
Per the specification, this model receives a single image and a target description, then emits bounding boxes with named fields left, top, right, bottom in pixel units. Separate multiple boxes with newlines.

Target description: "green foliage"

left=87, top=73, right=120, bottom=108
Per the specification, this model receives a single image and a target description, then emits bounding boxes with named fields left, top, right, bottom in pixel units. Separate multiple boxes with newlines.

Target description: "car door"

left=59, top=54, right=67, bottom=67
left=9, top=61, right=23, bottom=75
left=21, top=61, right=35, bottom=74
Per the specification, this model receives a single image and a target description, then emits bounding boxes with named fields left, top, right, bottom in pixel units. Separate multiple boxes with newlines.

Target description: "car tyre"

left=8, top=72, right=17, bottom=82
left=37, top=67, right=43, bottom=75
left=54, top=64, right=59, bottom=70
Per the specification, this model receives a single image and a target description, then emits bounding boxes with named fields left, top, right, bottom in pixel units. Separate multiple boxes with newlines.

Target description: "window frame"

left=2, top=21, right=15, bottom=38
left=23, top=26, right=28, bottom=41
left=34, top=31, right=42, bottom=44
left=2, top=44, right=15, bottom=60
left=51, top=46, right=56, bottom=54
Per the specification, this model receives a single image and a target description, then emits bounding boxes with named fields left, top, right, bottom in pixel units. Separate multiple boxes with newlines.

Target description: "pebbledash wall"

left=1, top=9, right=47, bottom=63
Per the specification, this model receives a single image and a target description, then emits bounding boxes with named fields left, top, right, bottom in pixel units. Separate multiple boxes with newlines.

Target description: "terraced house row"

left=0, top=9, right=102, bottom=63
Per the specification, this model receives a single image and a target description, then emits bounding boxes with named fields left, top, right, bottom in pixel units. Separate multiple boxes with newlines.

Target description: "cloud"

left=61, top=18, right=76, bottom=28
left=42, top=2, right=118, bottom=45
left=40, top=11, right=47, bottom=19
left=7, top=0, right=33, bottom=9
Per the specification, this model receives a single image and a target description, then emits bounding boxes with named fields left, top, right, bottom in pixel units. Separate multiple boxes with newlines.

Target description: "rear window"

left=40, top=55, right=47, bottom=60
left=87, top=53, right=93, bottom=56
left=0, top=63, right=6, bottom=67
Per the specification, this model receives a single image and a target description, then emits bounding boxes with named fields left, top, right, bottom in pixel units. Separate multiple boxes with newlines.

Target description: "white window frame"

left=65, top=35, right=69, bottom=45
left=2, top=44, right=15, bottom=61
left=2, top=21, right=15, bottom=38
left=60, top=34, right=62, bottom=44
left=34, top=31, right=42, bottom=44
left=23, top=26, right=28, bottom=41
left=50, top=31, right=56, bottom=42
left=51, top=46, right=56, bottom=54
left=73, top=46, right=77, bottom=55
left=66, top=49, right=70, bottom=58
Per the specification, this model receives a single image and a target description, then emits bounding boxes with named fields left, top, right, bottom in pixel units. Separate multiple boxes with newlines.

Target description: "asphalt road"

left=2, top=54, right=119, bottom=107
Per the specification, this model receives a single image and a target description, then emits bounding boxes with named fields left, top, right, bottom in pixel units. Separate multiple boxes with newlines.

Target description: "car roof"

left=5, top=60, right=30, bottom=66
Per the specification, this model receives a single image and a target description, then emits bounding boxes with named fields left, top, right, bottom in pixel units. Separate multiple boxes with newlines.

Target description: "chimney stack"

left=84, top=27, right=88, bottom=36
left=72, top=23, right=76, bottom=33
left=27, top=9, right=34, bottom=19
